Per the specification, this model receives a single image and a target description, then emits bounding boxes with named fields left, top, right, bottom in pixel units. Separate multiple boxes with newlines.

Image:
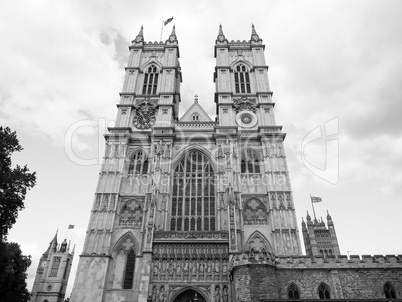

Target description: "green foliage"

left=0, top=241, right=32, bottom=302
left=0, top=126, right=36, bottom=239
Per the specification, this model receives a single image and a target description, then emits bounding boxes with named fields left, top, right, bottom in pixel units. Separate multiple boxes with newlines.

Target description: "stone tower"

left=301, top=211, right=341, bottom=257
left=31, top=232, right=74, bottom=302
left=70, top=24, right=301, bottom=302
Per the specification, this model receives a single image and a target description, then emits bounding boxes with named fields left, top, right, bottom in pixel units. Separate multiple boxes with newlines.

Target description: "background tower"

left=31, top=232, right=74, bottom=302
left=302, top=211, right=341, bottom=257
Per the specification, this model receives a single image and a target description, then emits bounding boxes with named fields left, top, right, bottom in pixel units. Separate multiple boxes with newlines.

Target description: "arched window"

left=123, top=250, right=136, bottom=289
left=384, top=282, right=397, bottom=299
left=243, top=199, right=267, bottom=225
left=318, top=283, right=331, bottom=299
left=142, top=65, right=158, bottom=95
left=191, top=113, right=200, bottom=121
left=288, top=283, right=300, bottom=299
left=234, top=64, right=251, bottom=93
left=241, top=149, right=261, bottom=174
left=128, top=151, right=148, bottom=175
left=171, top=150, right=215, bottom=231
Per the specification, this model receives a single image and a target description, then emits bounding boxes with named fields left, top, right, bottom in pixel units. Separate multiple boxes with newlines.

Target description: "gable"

left=179, top=100, right=213, bottom=122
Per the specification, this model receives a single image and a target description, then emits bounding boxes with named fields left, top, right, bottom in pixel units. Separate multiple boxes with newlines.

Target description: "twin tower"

left=63, top=25, right=342, bottom=302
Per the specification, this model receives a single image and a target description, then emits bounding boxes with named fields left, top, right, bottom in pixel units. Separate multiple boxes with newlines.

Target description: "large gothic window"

left=234, top=64, right=251, bottom=93
left=384, top=282, right=397, bottom=299
left=288, top=283, right=300, bottom=299
left=128, top=150, right=149, bottom=175
left=142, top=65, right=159, bottom=95
left=123, top=250, right=136, bottom=289
left=241, top=149, right=261, bottom=174
left=171, top=151, right=215, bottom=231
left=318, top=283, right=331, bottom=299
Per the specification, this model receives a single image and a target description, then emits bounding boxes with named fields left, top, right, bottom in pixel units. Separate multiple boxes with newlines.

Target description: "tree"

left=0, top=126, right=36, bottom=239
left=0, top=126, right=36, bottom=302
left=0, top=241, right=32, bottom=302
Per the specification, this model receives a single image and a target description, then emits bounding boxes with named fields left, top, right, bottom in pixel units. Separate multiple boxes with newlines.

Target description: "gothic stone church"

left=66, top=25, right=402, bottom=302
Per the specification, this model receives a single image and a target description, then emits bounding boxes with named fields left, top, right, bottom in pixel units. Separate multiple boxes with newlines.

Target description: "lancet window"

left=142, top=65, right=159, bottom=95
left=191, top=113, right=200, bottom=121
left=288, top=283, right=300, bottom=299
left=318, top=283, right=331, bottom=299
left=49, top=256, right=61, bottom=277
left=234, top=64, right=251, bottom=93
left=123, top=250, right=136, bottom=289
left=128, top=150, right=149, bottom=175
left=241, top=149, right=261, bottom=174
left=384, top=282, right=397, bottom=299
left=170, top=150, right=215, bottom=231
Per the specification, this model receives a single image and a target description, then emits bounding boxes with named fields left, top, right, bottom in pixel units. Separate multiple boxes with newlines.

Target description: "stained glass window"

left=171, top=151, right=215, bottom=231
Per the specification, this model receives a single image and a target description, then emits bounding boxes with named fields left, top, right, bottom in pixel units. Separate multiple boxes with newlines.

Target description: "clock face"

left=41, top=262, right=47, bottom=267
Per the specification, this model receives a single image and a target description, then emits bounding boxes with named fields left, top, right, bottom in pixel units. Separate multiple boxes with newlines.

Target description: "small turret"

left=250, top=24, right=262, bottom=43
left=216, top=24, right=228, bottom=44
left=167, top=25, right=178, bottom=43
left=132, top=25, right=144, bottom=44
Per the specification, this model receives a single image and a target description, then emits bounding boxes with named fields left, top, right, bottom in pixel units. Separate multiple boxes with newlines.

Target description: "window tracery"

left=384, top=282, right=397, bottom=299
left=318, top=282, right=331, bottom=299
left=142, top=65, right=158, bottom=95
left=170, top=150, right=215, bottom=231
left=234, top=64, right=251, bottom=93
left=240, top=149, right=261, bottom=174
left=119, top=199, right=143, bottom=227
left=243, top=198, right=267, bottom=225
left=288, top=283, right=300, bottom=299
left=128, top=151, right=149, bottom=175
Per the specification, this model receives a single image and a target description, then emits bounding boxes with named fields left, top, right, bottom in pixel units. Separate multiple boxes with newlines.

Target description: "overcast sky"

left=1, top=0, right=402, bottom=298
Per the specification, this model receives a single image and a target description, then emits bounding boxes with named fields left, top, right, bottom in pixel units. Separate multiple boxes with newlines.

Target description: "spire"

left=327, top=210, right=334, bottom=226
left=133, top=25, right=144, bottom=43
left=43, top=231, right=58, bottom=257
left=250, top=23, right=262, bottom=43
left=216, top=24, right=227, bottom=43
left=167, top=25, right=177, bottom=43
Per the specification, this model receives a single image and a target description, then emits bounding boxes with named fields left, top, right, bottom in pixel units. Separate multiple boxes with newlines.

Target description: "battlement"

left=230, top=252, right=402, bottom=270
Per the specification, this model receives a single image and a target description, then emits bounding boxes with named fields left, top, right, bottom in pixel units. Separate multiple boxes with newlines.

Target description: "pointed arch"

left=171, top=286, right=210, bottom=302
left=229, top=57, right=254, bottom=71
left=170, top=148, right=216, bottom=232
left=140, top=59, right=163, bottom=72
left=241, top=148, right=261, bottom=174
left=243, top=198, right=267, bottom=225
left=288, top=283, right=301, bottom=299
left=127, top=149, right=149, bottom=176
left=384, top=282, right=397, bottom=299
left=318, top=282, right=331, bottom=299
left=245, top=231, right=273, bottom=254
left=110, top=232, right=138, bottom=290
left=139, top=62, right=161, bottom=95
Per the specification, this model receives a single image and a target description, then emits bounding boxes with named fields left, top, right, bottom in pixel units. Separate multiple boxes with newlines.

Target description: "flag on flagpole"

left=164, top=17, right=174, bottom=26
left=68, top=224, right=75, bottom=229
left=311, top=196, right=322, bottom=203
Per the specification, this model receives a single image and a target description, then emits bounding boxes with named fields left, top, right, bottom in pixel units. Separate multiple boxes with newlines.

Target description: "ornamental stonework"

left=133, top=98, right=157, bottom=129
left=233, top=97, right=257, bottom=113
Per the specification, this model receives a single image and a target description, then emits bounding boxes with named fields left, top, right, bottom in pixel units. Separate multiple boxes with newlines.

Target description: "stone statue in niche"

left=218, top=143, right=224, bottom=158
left=159, top=286, right=165, bottom=302
left=215, top=286, right=221, bottom=302
left=223, top=287, right=229, bottom=302
left=162, top=143, right=170, bottom=158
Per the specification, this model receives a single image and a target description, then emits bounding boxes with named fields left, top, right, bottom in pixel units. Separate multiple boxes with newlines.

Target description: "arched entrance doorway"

left=173, top=289, right=206, bottom=302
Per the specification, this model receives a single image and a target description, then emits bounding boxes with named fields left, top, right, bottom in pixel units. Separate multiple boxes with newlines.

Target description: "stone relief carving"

left=133, top=98, right=158, bottom=129
left=233, top=97, right=257, bottom=113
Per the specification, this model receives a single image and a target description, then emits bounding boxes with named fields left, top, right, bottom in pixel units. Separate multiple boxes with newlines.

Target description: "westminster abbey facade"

left=68, top=25, right=402, bottom=302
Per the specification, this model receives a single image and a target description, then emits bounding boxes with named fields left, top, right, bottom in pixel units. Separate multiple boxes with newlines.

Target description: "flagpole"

left=64, top=227, right=69, bottom=240
left=310, top=194, right=317, bottom=220
left=160, top=21, right=164, bottom=42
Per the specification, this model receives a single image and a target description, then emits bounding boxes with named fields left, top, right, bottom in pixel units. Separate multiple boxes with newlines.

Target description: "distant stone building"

left=66, top=25, right=402, bottom=301
left=31, top=232, right=74, bottom=302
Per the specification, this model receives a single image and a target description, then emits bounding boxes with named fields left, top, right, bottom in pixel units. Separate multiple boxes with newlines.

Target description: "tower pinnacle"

left=133, top=25, right=144, bottom=43
left=250, top=24, right=262, bottom=43
left=216, top=24, right=227, bottom=43
left=167, top=25, right=178, bottom=43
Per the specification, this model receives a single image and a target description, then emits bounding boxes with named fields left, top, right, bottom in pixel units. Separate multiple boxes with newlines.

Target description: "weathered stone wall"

left=231, top=254, right=402, bottom=300
left=232, top=264, right=278, bottom=302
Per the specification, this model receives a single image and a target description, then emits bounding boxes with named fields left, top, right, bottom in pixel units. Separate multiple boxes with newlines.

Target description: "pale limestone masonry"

left=67, top=25, right=402, bottom=302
